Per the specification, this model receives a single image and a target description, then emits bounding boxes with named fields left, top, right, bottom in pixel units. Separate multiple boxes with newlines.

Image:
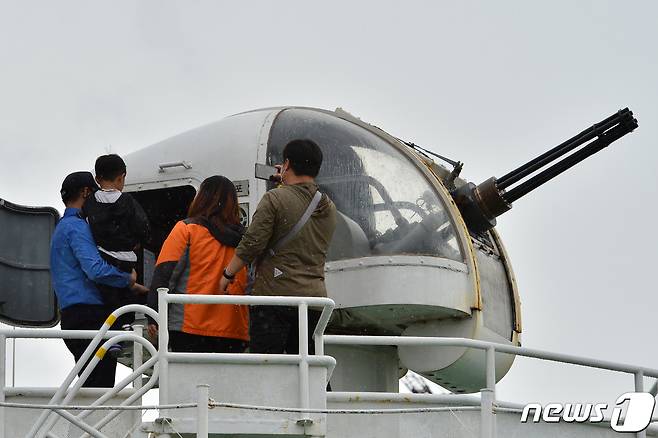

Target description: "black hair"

left=282, top=139, right=323, bottom=178
left=95, top=154, right=127, bottom=181
left=188, top=175, right=240, bottom=231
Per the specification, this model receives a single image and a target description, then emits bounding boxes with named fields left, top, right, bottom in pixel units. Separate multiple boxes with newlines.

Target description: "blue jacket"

left=50, top=208, right=131, bottom=310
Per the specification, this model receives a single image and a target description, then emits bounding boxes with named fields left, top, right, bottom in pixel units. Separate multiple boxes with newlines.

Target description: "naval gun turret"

left=0, top=106, right=638, bottom=396
left=115, top=106, right=637, bottom=394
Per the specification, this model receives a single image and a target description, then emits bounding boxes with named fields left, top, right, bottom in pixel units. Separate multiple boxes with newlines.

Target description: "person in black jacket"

left=82, top=154, right=150, bottom=335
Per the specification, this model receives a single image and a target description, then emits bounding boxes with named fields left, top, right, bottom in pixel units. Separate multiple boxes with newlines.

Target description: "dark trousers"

left=97, top=252, right=145, bottom=327
left=249, top=306, right=322, bottom=354
left=60, top=304, right=117, bottom=388
left=169, top=331, right=248, bottom=353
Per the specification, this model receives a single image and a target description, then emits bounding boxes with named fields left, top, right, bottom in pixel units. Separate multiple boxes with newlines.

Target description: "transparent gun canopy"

left=267, top=108, right=463, bottom=263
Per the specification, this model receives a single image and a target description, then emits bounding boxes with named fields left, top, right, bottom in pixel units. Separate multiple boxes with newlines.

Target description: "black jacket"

left=82, top=192, right=150, bottom=252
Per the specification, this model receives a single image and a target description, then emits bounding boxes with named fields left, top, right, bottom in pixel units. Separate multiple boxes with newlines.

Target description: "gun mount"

left=0, top=105, right=641, bottom=396
left=452, top=108, right=639, bottom=233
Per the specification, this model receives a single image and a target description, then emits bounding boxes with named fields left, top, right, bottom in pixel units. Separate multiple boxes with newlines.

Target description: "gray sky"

left=1, top=1, right=657, bottom=405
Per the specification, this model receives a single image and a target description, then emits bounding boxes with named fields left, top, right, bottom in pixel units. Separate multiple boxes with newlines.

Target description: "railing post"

left=635, top=371, right=645, bottom=438
left=196, top=384, right=209, bottom=438
left=132, top=324, right=144, bottom=392
left=480, top=346, right=496, bottom=438
left=298, top=303, right=311, bottom=417
left=314, top=322, right=324, bottom=357
left=0, top=334, right=6, bottom=438
left=634, top=370, right=644, bottom=392
left=157, top=288, right=170, bottom=416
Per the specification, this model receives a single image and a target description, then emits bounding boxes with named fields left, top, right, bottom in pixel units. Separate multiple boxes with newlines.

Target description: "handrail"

left=26, top=304, right=158, bottom=438
left=324, top=334, right=658, bottom=438
left=163, top=292, right=335, bottom=357
left=1, top=295, right=654, bottom=438
left=157, top=288, right=336, bottom=424
left=0, top=329, right=129, bottom=339
left=323, top=335, right=658, bottom=378
left=164, top=293, right=334, bottom=315
left=76, top=339, right=159, bottom=438
left=158, top=161, right=192, bottom=172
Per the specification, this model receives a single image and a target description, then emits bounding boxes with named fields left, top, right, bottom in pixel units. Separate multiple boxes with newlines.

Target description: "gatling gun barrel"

left=452, top=108, right=639, bottom=233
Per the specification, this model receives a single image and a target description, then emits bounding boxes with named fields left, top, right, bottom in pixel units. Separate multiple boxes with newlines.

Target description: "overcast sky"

left=1, top=1, right=657, bottom=407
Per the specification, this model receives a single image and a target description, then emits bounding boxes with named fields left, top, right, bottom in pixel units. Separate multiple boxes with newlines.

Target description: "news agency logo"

left=520, top=392, right=656, bottom=433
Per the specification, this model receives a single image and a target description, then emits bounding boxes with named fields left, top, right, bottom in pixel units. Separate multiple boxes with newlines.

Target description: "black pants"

left=60, top=304, right=117, bottom=388
left=249, top=306, right=322, bottom=354
left=97, top=252, right=145, bottom=327
left=169, top=331, right=248, bottom=353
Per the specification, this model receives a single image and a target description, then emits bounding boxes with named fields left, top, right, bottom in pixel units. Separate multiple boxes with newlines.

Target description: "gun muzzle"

left=452, top=108, right=638, bottom=233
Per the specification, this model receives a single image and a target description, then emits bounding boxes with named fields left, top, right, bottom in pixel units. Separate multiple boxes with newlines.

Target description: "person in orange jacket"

left=147, top=176, right=248, bottom=352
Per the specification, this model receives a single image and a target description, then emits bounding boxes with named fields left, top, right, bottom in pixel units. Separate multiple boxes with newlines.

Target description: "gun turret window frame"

left=267, top=108, right=465, bottom=262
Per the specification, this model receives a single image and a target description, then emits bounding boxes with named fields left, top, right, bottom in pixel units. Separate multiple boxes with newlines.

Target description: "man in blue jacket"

left=50, top=171, right=138, bottom=387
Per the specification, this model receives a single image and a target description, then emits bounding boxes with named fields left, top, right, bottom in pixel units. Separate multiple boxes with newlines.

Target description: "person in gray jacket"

left=220, top=139, right=336, bottom=354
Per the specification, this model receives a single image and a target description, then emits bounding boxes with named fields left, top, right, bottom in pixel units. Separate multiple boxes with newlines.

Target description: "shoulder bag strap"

left=267, top=190, right=323, bottom=258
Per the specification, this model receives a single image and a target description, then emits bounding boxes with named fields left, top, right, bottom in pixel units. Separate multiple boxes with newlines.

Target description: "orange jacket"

left=152, top=220, right=248, bottom=340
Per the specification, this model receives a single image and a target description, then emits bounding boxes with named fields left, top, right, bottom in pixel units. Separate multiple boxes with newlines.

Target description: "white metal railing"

left=0, top=304, right=160, bottom=438
left=0, top=290, right=336, bottom=438
left=323, top=334, right=658, bottom=438
left=0, top=329, right=130, bottom=438
left=0, top=290, right=657, bottom=438
left=156, top=287, right=336, bottom=420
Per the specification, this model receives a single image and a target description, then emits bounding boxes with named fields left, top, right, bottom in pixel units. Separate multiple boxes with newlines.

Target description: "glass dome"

left=267, top=109, right=463, bottom=262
